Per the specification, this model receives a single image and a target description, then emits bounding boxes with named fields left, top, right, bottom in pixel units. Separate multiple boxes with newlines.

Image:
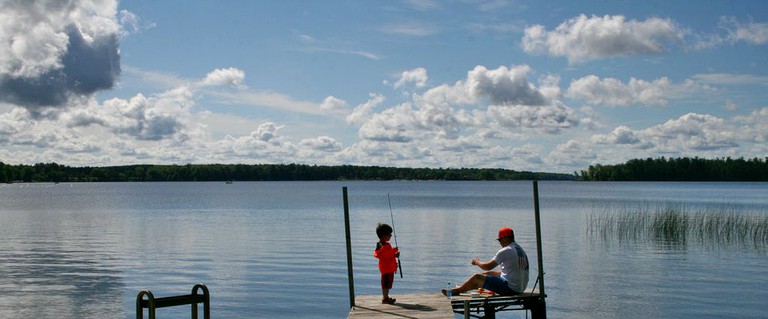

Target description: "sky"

left=1, top=0, right=767, bottom=173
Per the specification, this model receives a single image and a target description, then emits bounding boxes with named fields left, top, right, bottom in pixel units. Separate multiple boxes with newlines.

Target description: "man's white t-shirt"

left=492, top=242, right=530, bottom=293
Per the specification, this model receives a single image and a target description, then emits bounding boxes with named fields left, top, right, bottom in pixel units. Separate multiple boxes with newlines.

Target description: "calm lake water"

left=1, top=181, right=766, bottom=318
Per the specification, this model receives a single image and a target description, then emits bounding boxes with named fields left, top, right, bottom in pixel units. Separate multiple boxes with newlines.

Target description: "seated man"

left=442, top=227, right=529, bottom=296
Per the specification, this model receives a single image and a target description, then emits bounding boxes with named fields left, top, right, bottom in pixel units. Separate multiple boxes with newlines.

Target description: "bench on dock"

left=450, top=287, right=545, bottom=319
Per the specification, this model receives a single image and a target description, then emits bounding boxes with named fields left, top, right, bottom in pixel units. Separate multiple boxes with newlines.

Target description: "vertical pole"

left=532, top=180, right=547, bottom=318
left=343, top=187, right=355, bottom=309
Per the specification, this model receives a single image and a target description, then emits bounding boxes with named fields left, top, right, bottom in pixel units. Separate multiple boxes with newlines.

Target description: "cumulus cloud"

left=466, top=65, right=549, bottom=106
left=200, top=67, right=245, bottom=88
left=522, top=14, right=682, bottom=63
left=568, top=75, right=671, bottom=106
left=487, top=102, right=579, bottom=134
left=0, top=0, right=121, bottom=109
left=567, top=75, right=716, bottom=107
left=356, top=64, right=583, bottom=146
left=592, top=113, right=738, bottom=155
left=320, top=96, right=347, bottom=111
left=347, top=93, right=385, bottom=125
left=359, top=103, right=417, bottom=143
left=548, top=140, right=596, bottom=166
left=393, top=67, right=428, bottom=89
left=99, top=88, right=192, bottom=141
left=733, top=107, right=768, bottom=143
left=465, top=65, right=578, bottom=133
left=644, top=113, right=736, bottom=150
left=300, top=136, right=342, bottom=152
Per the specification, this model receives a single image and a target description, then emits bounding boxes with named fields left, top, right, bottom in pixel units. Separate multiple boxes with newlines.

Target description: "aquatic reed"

left=586, top=203, right=768, bottom=251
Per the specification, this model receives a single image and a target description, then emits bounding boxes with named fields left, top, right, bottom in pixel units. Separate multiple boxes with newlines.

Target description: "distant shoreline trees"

left=578, top=157, right=768, bottom=181
left=3, top=157, right=765, bottom=183
left=0, top=162, right=574, bottom=183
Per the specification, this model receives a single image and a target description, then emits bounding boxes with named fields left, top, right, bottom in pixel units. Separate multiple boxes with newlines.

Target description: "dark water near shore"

left=1, top=181, right=766, bottom=318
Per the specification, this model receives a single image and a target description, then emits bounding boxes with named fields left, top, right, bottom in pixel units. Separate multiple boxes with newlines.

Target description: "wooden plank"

left=348, top=293, right=455, bottom=319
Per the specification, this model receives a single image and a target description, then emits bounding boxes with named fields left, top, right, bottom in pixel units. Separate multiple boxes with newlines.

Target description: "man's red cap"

left=498, top=227, right=513, bottom=240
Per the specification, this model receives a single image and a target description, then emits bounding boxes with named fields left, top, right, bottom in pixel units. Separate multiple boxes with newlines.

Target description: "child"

left=374, top=223, right=400, bottom=304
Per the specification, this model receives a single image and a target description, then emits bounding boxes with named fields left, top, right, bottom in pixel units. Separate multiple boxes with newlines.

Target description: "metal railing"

left=136, top=283, right=210, bottom=319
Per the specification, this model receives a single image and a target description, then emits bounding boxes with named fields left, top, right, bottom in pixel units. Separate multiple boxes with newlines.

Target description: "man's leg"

left=443, top=273, right=486, bottom=295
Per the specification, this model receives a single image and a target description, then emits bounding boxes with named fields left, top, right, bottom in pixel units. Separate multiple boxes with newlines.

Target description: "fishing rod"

left=387, top=193, right=403, bottom=278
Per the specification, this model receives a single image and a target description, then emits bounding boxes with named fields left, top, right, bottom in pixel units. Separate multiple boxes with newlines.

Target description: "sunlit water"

left=1, top=181, right=766, bottom=318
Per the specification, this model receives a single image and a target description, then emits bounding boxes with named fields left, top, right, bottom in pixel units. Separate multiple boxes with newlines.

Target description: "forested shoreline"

left=0, top=162, right=574, bottom=183
left=578, top=157, right=768, bottom=181
left=3, top=157, right=766, bottom=183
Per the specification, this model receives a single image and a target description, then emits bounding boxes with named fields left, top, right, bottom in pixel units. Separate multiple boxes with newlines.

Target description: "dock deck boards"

left=347, top=293, right=455, bottom=319
left=348, top=289, right=544, bottom=319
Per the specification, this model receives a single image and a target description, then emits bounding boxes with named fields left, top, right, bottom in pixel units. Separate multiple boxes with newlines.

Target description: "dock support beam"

left=532, top=181, right=547, bottom=319
left=343, top=187, right=355, bottom=309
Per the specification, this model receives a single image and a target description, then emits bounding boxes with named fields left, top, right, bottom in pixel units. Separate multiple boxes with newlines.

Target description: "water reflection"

left=0, top=243, right=125, bottom=318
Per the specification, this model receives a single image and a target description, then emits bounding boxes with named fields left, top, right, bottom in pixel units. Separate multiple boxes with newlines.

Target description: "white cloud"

left=733, top=107, right=768, bottom=143
left=690, top=73, right=768, bottom=85
left=211, top=90, right=324, bottom=115
left=592, top=125, right=649, bottom=149
left=200, top=67, right=246, bottom=88
left=393, top=67, right=428, bottom=89
left=358, top=103, right=417, bottom=143
left=300, top=136, right=342, bottom=152
left=522, top=14, right=682, bottom=63
left=0, top=0, right=122, bottom=108
left=568, top=75, right=718, bottom=107
left=358, top=64, right=583, bottom=148
left=487, top=103, right=579, bottom=134
left=347, top=93, right=386, bottom=126
left=548, top=140, right=596, bottom=167
left=719, top=16, right=768, bottom=45
left=568, top=75, right=671, bottom=106
left=117, top=9, right=155, bottom=38
left=466, top=65, right=549, bottom=105
left=652, top=115, right=737, bottom=152
left=320, top=96, right=348, bottom=111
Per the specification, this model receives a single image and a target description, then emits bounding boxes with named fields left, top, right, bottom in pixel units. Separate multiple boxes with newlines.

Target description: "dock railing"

left=136, top=283, right=210, bottom=319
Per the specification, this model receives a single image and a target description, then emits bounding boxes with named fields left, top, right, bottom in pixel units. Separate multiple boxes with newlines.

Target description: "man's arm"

left=471, top=257, right=498, bottom=271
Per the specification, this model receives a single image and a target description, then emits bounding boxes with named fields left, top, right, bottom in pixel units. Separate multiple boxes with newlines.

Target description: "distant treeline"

left=0, top=162, right=575, bottom=183
left=578, top=157, right=768, bottom=181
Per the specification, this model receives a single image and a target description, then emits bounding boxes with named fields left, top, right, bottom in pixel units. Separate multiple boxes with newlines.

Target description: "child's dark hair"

left=376, top=223, right=393, bottom=239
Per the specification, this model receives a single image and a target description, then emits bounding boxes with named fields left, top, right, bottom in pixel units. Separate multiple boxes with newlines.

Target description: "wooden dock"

left=348, top=293, right=455, bottom=319
left=347, top=288, right=545, bottom=319
left=342, top=183, right=548, bottom=318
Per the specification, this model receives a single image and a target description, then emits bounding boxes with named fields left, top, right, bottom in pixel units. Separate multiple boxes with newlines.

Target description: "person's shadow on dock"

left=353, top=302, right=438, bottom=319
left=393, top=302, right=437, bottom=312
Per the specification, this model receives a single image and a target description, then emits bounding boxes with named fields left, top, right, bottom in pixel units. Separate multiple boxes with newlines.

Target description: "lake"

left=1, top=181, right=766, bottom=318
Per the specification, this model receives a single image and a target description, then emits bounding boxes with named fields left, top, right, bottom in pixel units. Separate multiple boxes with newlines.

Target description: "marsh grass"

left=587, top=203, right=768, bottom=251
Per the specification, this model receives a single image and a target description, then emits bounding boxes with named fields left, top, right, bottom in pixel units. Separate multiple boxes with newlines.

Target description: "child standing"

left=374, top=223, right=400, bottom=304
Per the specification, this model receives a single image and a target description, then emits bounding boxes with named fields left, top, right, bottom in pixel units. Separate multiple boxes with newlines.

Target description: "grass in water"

left=587, top=203, right=768, bottom=251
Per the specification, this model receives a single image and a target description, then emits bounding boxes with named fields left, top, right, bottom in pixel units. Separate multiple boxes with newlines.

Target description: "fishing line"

left=387, top=193, right=403, bottom=278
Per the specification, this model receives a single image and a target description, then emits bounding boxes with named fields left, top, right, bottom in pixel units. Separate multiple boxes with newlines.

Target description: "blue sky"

left=1, top=0, right=767, bottom=173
